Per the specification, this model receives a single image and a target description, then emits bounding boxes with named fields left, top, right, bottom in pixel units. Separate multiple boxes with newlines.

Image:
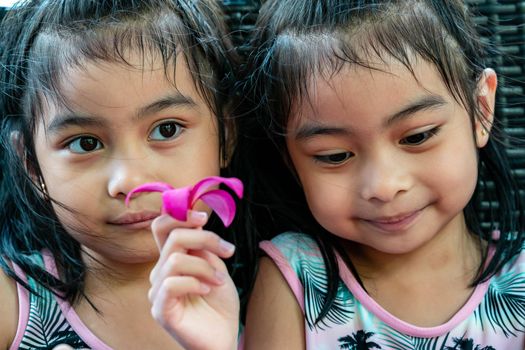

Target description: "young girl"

left=244, top=0, right=525, bottom=348
left=0, top=0, right=255, bottom=349
left=149, top=0, right=525, bottom=349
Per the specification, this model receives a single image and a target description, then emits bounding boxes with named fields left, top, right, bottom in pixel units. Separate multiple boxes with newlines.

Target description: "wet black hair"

left=241, top=0, right=525, bottom=327
left=0, top=0, right=257, bottom=312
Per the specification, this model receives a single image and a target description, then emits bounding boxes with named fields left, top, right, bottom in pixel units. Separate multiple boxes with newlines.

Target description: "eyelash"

left=400, top=126, right=441, bottom=146
left=312, top=127, right=441, bottom=165
left=63, top=120, right=185, bottom=154
left=66, top=136, right=103, bottom=154
left=314, top=152, right=354, bottom=165
left=148, top=120, right=185, bottom=141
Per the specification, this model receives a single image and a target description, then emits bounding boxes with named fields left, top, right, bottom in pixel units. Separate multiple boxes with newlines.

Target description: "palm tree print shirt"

left=260, top=232, right=525, bottom=350
left=9, top=253, right=111, bottom=350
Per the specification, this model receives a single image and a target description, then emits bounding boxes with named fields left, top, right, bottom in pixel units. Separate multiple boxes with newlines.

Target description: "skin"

left=0, top=267, right=18, bottom=349
left=244, top=57, right=497, bottom=348
left=148, top=213, right=239, bottom=350
left=0, top=50, right=237, bottom=349
left=37, top=53, right=221, bottom=267
left=108, top=56, right=497, bottom=350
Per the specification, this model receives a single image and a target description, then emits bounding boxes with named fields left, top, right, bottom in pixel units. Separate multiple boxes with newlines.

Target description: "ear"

left=11, top=130, right=47, bottom=197
left=474, top=68, right=497, bottom=148
left=10, top=131, right=27, bottom=166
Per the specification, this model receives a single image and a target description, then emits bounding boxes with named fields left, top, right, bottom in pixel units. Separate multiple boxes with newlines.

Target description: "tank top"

left=10, top=253, right=111, bottom=350
left=260, top=232, right=525, bottom=349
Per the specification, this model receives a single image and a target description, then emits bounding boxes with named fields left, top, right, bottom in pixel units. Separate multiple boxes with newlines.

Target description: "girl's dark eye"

left=400, top=127, right=441, bottom=146
left=149, top=121, right=183, bottom=141
left=315, top=152, right=354, bottom=164
left=67, top=136, right=102, bottom=154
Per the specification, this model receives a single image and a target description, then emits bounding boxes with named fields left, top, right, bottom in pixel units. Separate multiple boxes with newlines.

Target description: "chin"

left=89, top=243, right=160, bottom=264
left=126, top=247, right=161, bottom=262
left=362, top=239, right=426, bottom=256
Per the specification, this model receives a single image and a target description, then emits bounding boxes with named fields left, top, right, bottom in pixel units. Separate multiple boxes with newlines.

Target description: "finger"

left=152, top=229, right=235, bottom=279
left=191, top=249, right=230, bottom=275
left=163, top=229, right=235, bottom=258
left=151, top=211, right=208, bottom=250
left=189, top=250, right=232, bottom=288
left=149, top=252, right=226, bottom=297
left=150, top=276, right=211, bottom=319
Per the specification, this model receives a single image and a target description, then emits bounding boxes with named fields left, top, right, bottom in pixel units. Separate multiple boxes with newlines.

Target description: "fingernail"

left=219, top=239, right=235, bottom=254
left=200, top=283, right=211, bottom=294
left=215, top=270, right=227, bottom=283
left=189, top=210, right=208, bottom=221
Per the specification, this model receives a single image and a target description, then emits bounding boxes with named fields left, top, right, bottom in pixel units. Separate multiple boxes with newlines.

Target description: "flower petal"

left=125, top=182, right=173, bottom=207
left=162, top=187, right=192, bottom=221
left=198, top=189, right=237, bottom=227
left=190, top=176, right=243, bottom=206
left=125, top=176, right=244, bottom=225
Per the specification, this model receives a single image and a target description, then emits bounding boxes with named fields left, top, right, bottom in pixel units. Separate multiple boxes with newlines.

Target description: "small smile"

left=363, top=208, right=424, bottom=233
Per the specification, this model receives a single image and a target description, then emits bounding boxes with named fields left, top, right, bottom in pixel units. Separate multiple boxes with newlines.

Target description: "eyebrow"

left=136, top=93, right=198, bottom=119
left=294, top=94, right=447, bottom=141
left=294, top=125, right=349, bottom=140
left=384, top=94, right=447, bottom=127
left=47, top=93, right=198, bottom=135
left=47, top=114, right=107, bottom=135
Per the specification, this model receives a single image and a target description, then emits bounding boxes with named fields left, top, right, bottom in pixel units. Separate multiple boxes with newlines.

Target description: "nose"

left=358, top=152, right=412, bottom=203
left=107, top=157, right=155, bottom=199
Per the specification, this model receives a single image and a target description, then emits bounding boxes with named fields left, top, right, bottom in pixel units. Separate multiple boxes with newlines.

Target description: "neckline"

left=43, top=252, right=113, bottom=350
left=335, top=253, right=492, bottom=338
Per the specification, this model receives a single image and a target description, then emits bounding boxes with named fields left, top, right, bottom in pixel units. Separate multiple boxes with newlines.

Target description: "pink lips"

left=109, top=211, right=159, bottom=229
left=364, top=209, right=422, bottom=232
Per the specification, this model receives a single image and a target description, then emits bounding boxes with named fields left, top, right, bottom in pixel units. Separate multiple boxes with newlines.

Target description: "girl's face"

left=286, top=56, right=495, bottom=256
left=34, top=52, right=223, bottom=265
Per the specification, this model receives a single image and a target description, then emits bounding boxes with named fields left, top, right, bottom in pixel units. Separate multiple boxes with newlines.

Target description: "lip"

left=363, top=209, right=423, bottom=233
left=108, top=211, right=160, bottom=230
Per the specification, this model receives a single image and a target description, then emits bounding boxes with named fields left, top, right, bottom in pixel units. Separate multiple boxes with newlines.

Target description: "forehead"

left=272, top=20, right=472, bottom=131
left=42, top=50, right=204, bottom=118
left=27, top=20, right=213, bottom=121
left=288, top=54, right=447, bottom=129
left=286, top=55, right=460, bottom=140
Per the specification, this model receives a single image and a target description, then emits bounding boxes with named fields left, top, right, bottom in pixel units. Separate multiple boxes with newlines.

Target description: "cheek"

left=196, top=137, right=221, bottom=174
left=301, top=177, right=351, bottom=228
left=442, top=137, right=478, bottom=182
left=164, top=143, right=221, bottom=188
left=51, top=201, right=100, bottom=240
left=425, top=139, right=479, bottom=208
left=447, top=154, right=479, bottom=206
left=172, top=123, right=221, bottom=177
left=44, top=167, right=103, bottom=207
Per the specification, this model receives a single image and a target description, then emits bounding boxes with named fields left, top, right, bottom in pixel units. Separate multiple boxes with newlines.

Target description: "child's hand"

left=149, top=212, right=239, bottom=350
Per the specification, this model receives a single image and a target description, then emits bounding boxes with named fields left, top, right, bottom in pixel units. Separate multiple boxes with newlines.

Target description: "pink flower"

left=125, top=176, right=244, bottom=227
